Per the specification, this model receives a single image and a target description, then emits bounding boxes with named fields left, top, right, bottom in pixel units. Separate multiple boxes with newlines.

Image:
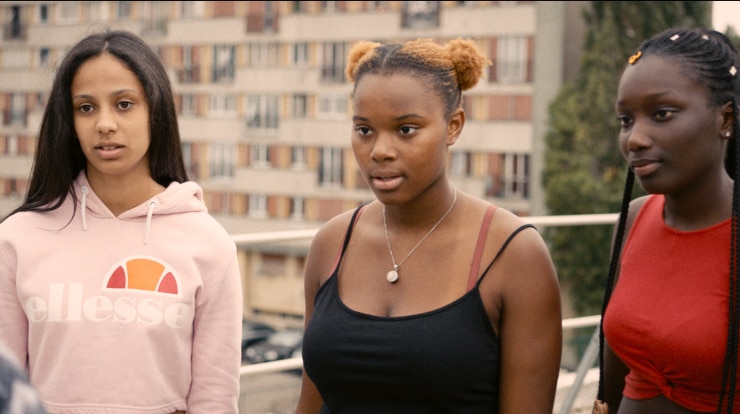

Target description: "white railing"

left=234, top=212, right=618, bottom=413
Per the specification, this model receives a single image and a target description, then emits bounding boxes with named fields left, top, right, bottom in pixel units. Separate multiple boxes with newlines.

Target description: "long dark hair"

left=3, top=29, right=187, bottom=222
left=598, top=27, right=740, bottom=413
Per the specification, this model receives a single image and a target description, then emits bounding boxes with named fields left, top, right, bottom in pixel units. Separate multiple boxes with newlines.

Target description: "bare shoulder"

left=305, top=204, right=370, bottom=287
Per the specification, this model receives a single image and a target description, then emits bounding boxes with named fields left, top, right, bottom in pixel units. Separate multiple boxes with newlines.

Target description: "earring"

left=726, top=131, right=732, bottom=138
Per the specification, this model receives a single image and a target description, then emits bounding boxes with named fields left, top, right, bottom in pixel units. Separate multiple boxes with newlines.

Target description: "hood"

left=73, top=172, right=208, bottom=244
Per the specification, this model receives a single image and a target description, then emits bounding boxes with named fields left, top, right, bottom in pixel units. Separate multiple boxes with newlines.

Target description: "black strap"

left=477, top=223, right=536, bottom=284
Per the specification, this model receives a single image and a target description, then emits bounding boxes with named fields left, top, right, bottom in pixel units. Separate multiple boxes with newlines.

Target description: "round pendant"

left=386, top=270, right=399, bottom=283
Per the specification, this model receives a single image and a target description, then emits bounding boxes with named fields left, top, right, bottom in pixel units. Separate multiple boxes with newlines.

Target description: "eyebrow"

left=72, top=89, right=141, bottom=101
left=352, top=113, right=425, bottom=122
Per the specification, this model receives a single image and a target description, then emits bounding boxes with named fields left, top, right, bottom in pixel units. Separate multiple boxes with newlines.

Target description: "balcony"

left=235, top=212, right=616, bottom=413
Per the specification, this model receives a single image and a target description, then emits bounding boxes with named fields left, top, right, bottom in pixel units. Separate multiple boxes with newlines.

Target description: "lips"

left=630, top=159, right=660, bottom=176
left=371, top=172, right=403, bottom=191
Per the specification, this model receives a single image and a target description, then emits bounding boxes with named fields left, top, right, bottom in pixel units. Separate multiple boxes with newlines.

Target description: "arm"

left=188, top=250, right=243, bottom=413
left=496, top=225, right=562, bottom=414
left=295, top=214, right=351, bottom=414
left=0, top=234, right=28, bottom=369
left=602, top=340, right=629, bottom=410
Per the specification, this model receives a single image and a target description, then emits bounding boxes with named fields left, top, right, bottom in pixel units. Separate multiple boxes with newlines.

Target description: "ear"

left=446, top=108, right=465, bottom=146
left=720, top=101, right=735, bottom=139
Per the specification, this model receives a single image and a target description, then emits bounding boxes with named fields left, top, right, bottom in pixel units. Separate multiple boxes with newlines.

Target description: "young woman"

left=599, top=28, right=740, bottom=413
left=0, top=30, right=242, bottom=413
left=296, top=38, right=562, bottom=413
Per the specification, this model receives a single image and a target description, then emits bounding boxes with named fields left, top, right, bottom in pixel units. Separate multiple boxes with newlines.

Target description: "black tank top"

left=302, top=204, right=533, bottom=413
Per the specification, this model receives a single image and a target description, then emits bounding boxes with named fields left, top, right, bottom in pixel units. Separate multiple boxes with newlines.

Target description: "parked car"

left=241, top=318, right=277, bottom=361
left=244, top=328, right=303, bottom=364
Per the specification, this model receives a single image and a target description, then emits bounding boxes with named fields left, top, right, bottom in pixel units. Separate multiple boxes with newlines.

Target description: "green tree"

left=543, top=1, right=711, bottom=316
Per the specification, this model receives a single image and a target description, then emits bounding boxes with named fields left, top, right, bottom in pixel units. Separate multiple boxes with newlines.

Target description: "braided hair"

left=597, top=28, right=740, bottom=413
left=345, top=38, right=491, bottom=119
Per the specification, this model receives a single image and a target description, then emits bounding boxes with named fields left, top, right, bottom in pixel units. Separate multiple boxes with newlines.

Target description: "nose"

left=370, top=132, right=397, bottom=161
left=623, top=121, right=651, bottom=153
left=96, top=107, right=117, bottom=134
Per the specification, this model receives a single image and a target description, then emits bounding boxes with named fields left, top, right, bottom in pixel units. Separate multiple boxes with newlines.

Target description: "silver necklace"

left=382, top=190, right=457, bottom=283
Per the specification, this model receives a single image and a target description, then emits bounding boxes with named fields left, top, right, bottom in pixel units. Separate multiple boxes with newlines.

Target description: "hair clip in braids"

left=731, top=66, right=738, bottom=76
left=702, top=34, right=709, bottom=40
left=628, top=51, right=642, bottom=65
left=670, top=34, right=680, bottom=41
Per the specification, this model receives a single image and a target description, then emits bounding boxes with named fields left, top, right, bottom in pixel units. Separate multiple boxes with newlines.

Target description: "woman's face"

left=350, top=72, right=463, bottom=204
left=615, top=54, right=729, bottom=196
left=71, top=53, right=152, bottom=185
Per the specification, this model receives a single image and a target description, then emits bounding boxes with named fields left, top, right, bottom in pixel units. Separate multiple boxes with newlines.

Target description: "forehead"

left=353, top=72, right=442, bottom=114
left=617, top=55, right=708, bottom=104
left=72, top=54, right=142, bottom=91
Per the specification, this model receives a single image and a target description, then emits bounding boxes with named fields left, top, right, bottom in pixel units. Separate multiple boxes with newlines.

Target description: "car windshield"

left=268, top=331, right=302, bottom=346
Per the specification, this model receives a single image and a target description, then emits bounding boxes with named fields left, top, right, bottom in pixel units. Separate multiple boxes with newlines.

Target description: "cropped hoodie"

left=0, top=172, right=243, bottom=414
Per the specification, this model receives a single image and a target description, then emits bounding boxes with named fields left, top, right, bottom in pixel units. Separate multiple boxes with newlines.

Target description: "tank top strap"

left=467, top=204, right=497, bottom=291
left=330, top=203, right=369, bottom=273
left=474, top=222, right=536, bottom=288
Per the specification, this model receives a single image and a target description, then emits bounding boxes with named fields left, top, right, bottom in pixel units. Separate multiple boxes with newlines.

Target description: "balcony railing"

left=234, top=212, right=618, bottom=414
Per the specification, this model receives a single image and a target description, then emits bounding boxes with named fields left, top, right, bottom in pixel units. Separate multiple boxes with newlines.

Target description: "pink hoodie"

left=0, top=172, right=242, bottom=413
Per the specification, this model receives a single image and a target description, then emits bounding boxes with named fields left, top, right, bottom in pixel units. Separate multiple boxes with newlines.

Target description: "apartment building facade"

left=0, top=1, right=586, bottom=321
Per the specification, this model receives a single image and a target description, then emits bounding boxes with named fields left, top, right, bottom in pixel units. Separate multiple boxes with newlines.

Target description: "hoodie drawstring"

left=81, top=187, right=88, bottom=231
left=144, top=201, right=156, bottom=245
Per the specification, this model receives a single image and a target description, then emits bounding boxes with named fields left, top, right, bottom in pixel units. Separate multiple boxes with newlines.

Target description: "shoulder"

left=304, top=203, right=370, bottom=286
left=310, top=203, right=369, bottom=253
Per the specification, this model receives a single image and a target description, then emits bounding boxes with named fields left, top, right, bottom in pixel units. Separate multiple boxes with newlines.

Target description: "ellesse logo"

left=104, top=256, right=180, bottom=296
left=24, top=256, right=192, bottom=327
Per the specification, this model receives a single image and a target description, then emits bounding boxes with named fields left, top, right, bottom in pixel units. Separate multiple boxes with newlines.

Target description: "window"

left=212, top=44, right=235, bottom=82
left=9, top=94, right=25, bottom=126
left=209, top=94, right=237, bottom=117
left=180, top=1, right=204, bottom=18
left=181, top=142, right=194, bottom=177
left=449, top=152, right=470, bottom=176
left=38, top=48, right=49, bottom=69
left=208, top=142, right=235, bottom=179
left=319, top=147, right=343, bottom=188
left=250, top=144, right=269, bottom=167
left=291, top=146, right=306, bottom=170
left=6, top=135, right=18, bottom=155
left=246, top=95, right=279, bottom=133
left=249, top=194, right=267, bottom=218
left=248, top=42, right=279, bottom=67
left=317, top=94, right=347, bottom=120
left=401, top=1, right=440, bottom=29
left=496, top=37, right=527, bottom=84
left=38, top=4, right=49, bottom=24
left=178, top=46, right=199, bottom=83
left=290, top=197, right=304, bottom=220
left=180, top=94, right=196, bottom=116
left=292, top=94, right=307, bottom=118
left=321, top=42, right=347, bottom=83
left=56, top=2, right=79, bottom=24
left=291, top=42, right=309, bottom=66
left=503, top=153, right=529, bottom=198
left=116, top=1, right=132, bottom=19
left=8, top=5, right=24, bottom=38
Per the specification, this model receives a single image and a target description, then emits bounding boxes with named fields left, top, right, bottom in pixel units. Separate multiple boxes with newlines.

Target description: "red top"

left=603, top=194, right=737, bottom=411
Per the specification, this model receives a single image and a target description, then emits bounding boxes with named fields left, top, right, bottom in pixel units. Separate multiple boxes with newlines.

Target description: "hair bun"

left=346, top=41, right=381, bottom=82
left=446, top=38, right=491, bottom=91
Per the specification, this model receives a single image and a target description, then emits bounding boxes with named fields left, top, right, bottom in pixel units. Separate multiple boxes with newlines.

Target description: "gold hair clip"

left=731, top=66, right=738, bottom=76
left=628, top=50, right=642, bottom=65
left=670, top=34, right=680, bottom=41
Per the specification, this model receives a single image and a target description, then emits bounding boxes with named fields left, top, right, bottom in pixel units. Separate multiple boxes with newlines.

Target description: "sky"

left=713, top=1, right=740, bottom=32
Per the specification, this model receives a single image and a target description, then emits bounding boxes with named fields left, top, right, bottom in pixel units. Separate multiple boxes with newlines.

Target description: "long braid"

left=597, top=168, right=634, bottom=402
